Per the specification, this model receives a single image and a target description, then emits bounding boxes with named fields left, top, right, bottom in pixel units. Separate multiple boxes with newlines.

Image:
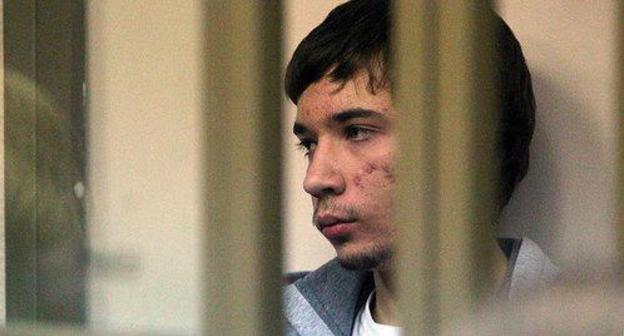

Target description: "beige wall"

left=86, top=1, right=203, bottom=333
left=497, top=1, right=618, bottom=269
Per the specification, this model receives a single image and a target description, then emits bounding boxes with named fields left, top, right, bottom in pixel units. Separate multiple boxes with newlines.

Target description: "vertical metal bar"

left=395, top=1, right=497, bottom=334
left=436, top=1, right=497, bottom=328
left=203, top=2, right=283, bottom=335
left=394, top=1, right=440, bottom=334
left=619, top=0, right=624, bottom=270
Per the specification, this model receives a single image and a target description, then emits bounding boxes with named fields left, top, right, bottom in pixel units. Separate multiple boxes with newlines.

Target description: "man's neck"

left=371, top=269, right=400, bottom=326
left=371, top=239, right=509, bottom=326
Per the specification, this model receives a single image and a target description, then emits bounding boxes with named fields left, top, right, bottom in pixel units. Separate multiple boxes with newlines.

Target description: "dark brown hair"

left=285, top=0, right=536, bottom=209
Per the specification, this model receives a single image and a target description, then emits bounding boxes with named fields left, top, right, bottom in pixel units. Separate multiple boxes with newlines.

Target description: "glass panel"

left=4, top=0, right=86, bottom=325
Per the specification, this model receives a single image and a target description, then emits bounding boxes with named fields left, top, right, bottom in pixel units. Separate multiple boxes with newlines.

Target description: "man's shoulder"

left=284, top=258, right=372, bottom=336
left=284, top=258, right=369, bottom=302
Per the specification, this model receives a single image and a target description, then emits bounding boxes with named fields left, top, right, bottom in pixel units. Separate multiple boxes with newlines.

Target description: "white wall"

left=86, top=1, right=203, bottom=333
left=497, top=1, right=619, bottom=270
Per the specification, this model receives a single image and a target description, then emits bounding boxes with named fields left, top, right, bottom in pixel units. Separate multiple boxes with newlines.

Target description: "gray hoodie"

left=284, top=237, right=558, bottom=336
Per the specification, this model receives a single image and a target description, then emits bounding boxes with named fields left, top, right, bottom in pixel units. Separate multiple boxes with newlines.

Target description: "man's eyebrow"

left=330, top=108, right=385, bottom=123
left=293, top=123, right=308, bottom=136
left=292, top=108, right=386, bottom=136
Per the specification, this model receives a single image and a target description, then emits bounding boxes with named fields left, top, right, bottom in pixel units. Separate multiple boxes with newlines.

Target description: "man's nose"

left=303, top=141, right=346, bottom=198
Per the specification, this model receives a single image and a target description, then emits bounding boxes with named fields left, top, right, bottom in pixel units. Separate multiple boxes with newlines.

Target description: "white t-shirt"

left=352, top=291, right=402, bottom=336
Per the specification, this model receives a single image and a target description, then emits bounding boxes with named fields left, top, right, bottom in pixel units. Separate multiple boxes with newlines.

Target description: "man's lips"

left=315, top=214, right=356, bottom=239
left=315, top=213, right=355, bottom=227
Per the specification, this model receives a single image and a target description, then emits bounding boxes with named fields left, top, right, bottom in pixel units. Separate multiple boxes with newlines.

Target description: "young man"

left=283, top=1, right=557, bottom=335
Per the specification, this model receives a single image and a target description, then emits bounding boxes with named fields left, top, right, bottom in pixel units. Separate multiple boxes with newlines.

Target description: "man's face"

left=293, top=71, right=396, bottom=270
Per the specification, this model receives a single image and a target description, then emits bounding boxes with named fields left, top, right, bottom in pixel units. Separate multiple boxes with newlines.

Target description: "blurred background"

left=0, top=0, right=620, bottom=334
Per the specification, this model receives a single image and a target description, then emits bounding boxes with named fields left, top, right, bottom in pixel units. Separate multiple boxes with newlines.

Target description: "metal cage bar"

left=619, top=0, right=624, bottom=270
left=394, top=1, right=497, bottom=334
left=435, top=2, right=498, bottom=325
left=203, top=2, right=283, bottom=335
left=393, top=1, right=440, bottom=334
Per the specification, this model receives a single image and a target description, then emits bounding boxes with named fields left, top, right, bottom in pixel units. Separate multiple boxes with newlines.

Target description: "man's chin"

left=336, top=246, right=393, bottom=271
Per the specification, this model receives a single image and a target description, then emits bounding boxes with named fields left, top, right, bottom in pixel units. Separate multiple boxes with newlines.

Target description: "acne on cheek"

left=354, top=175, right=363, bottom=188
left=381, top=165, right=395, bottom=183
left=353, top=160, right=396, bottom=188
left=379, top=152, right=396, bottom=183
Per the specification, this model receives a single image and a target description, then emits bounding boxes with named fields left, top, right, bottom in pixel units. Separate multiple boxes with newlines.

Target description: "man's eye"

left=296, top=139, right=316, bottom=156
left=345, top=125, right=372, bottom=141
